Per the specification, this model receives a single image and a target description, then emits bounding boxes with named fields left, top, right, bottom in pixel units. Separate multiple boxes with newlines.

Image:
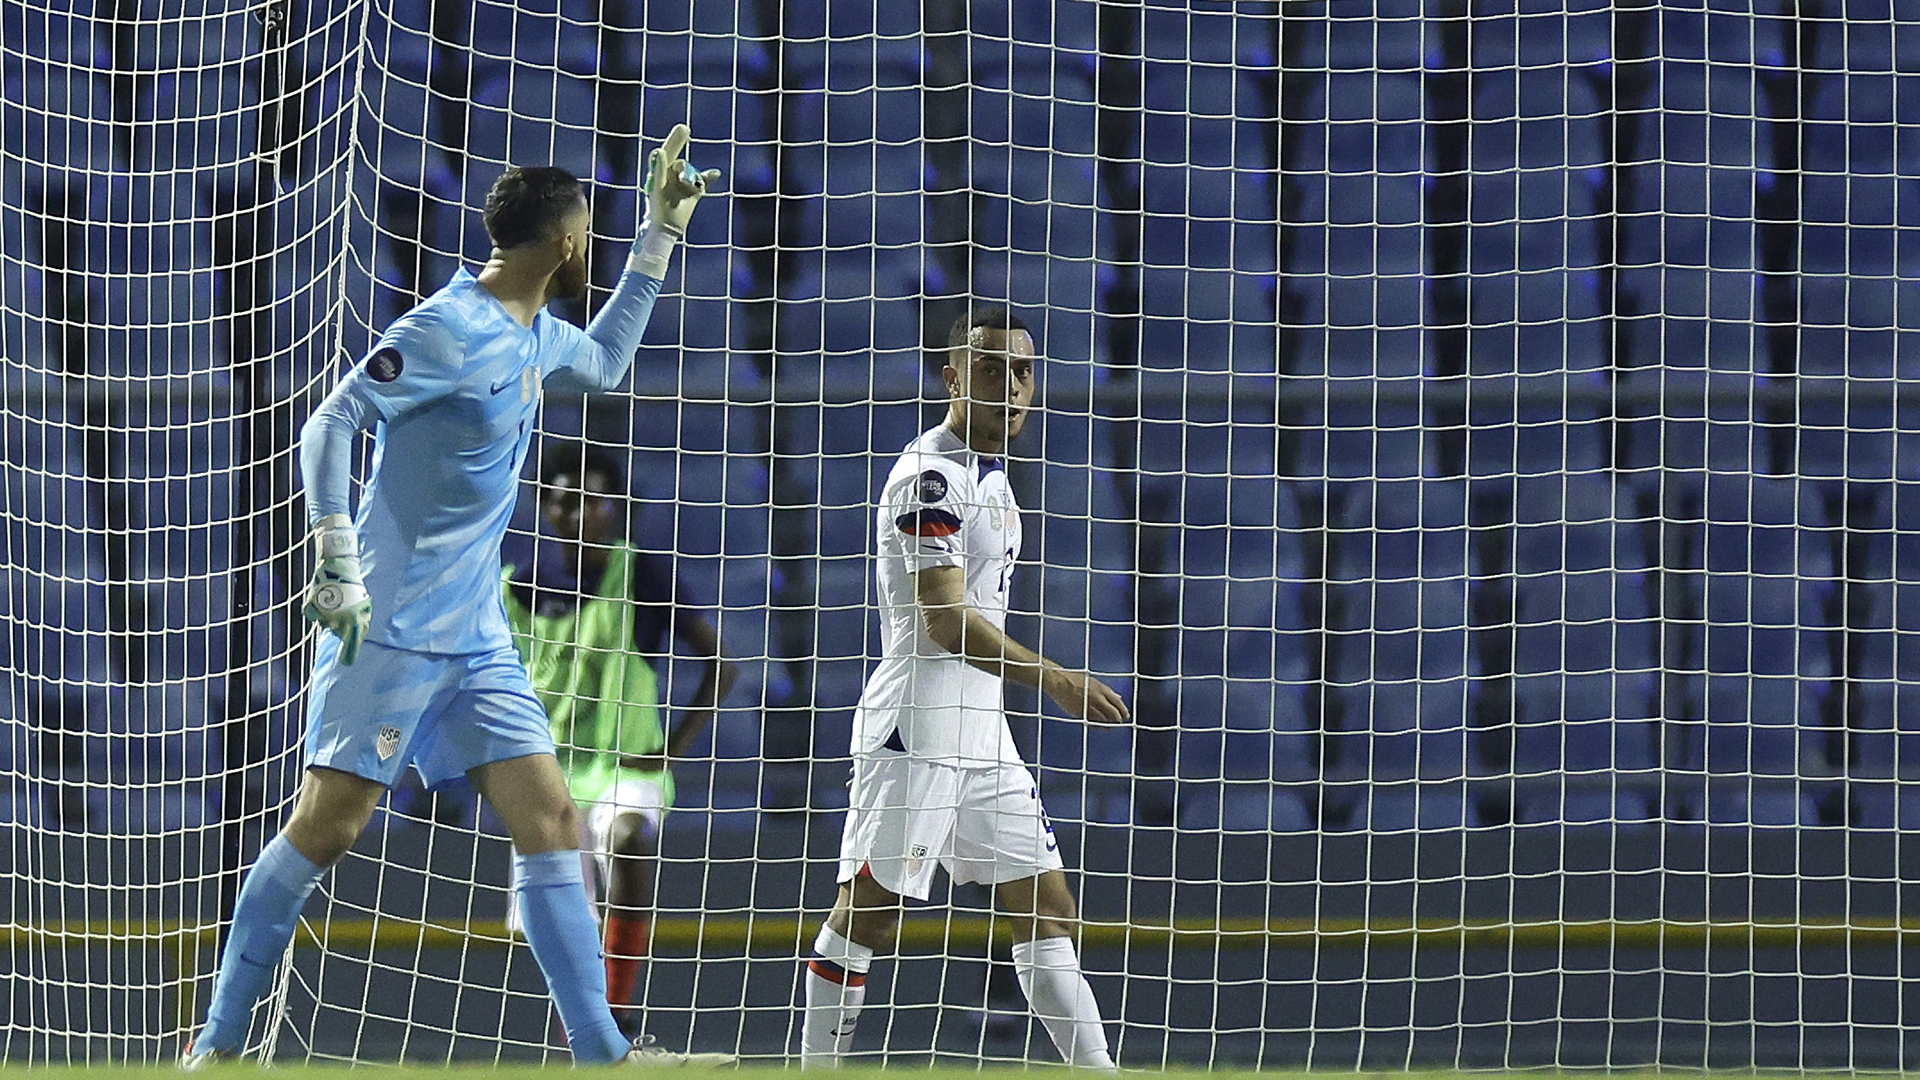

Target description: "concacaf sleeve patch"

left=916, top=470, right=949, bottom=503
left=365, top=347, right=405, bottom=383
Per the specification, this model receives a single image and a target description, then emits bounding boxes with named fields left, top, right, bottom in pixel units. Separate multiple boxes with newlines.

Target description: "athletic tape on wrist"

left=314, top=520, right=359, bottom=560
left=628, top=220, right=682, bottom=277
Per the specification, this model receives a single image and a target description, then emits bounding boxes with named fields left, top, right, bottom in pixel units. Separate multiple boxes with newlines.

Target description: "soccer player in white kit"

left=798, top=307, right=1130, bottom=1070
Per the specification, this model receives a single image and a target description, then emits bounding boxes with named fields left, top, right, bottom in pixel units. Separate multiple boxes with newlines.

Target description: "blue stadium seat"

left=1851, top=783, right=1920, bottom=830
left=1138, top=265, right=1279, bottom=376
left=810, top=603, right=876, bottom=665
left=107, top=683, right=219, bottom=781
left=1320, top=71, right=1424, bottom=174
left=1035, top=488, right=1128, bottom=572
left=1312, top=409, right=1426, bottom=489
left=134, top=70, right=259, bottom=171
left=1506, top=473, right=1647, bottom=571
left=621, top=83, right=778, bottom=196
left=629, top=398, right=769, bottom=461
left=1141, top=61, right=1276, bottom=168
left=1328, top=477, right=1472, bottom=577
left=0, top=257, right=58, bottom=386
left=1513, top=788, right=1658, bottom=829
left=4, top=70, right=121, bottom=174
left=2, top=5, right=110, bottom=77
left=1686, top=675, right=1825, bottom=776
left=1801, top=9, right=1894, bottom=74
left=965, top=252, right=1102, bottom=367
left=1171, top=681, right=1310, bottom=784
left=1472, top=0, right=1612, bottom=68
left=136, top=578, right=235, bottom=683
left=1035, top=567, right=1133, bottom=648
left=303, top=73, right=355, bottom=182
left=801, top=504, right=874, bottom=560
left=462, top=72, right=603, bottom=178
left=1181, top=786, right=1313, bottom=835
left=971, top=148, right=1102, bottom=262
left=358, top=65, right=457, bottom=197
left=131, top=0, right=258, bottom=69
left=363, top=1, right=435, bottom=81
left=604, top=0, right=774, bottom=68
left=627, top=239, right=758, bottom=399
left=969, top=0, right=1100, bottom=54
left=1336, top=783, right=1483, bottom=832
left=808, top=656, right=871, bottom=715
left=1140, top=2, right=1274, bottom=66
left=1856, top=582, right=1920, bottom=684
left=2, top=419, right=101, bottom=575
left=1325, top=679, right=1473, bottom=781
left=1689, top=783, right=1825, bottom=828
left=1511, top=672, right=1660, bottom=773
left=774, top=0, right=923, bottom=86
left=1512, top=574, right=1659, bottom=677
left=1324, top=0, right=1425, bottom=72
left=466, top=0, right=605, bottom=80
left=120, top=406, right=238, bottom=578
left=290, top=0, right=362, bottom=78
left=774, top=245, right=931, bottom=386
left=1318, top=273, right=1425, bottom=379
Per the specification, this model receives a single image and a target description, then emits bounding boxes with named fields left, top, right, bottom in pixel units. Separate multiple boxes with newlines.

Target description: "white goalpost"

left=3, top=0, right=1916, bottom=1070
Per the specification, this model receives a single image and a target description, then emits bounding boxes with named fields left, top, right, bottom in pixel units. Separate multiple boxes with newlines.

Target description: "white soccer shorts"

left=836, top=753, right=1065, bottom=901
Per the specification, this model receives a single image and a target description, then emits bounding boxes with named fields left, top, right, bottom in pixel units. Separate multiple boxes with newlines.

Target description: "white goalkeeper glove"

left=302, top=514, right=372, bottom=665
left=628, top=122, right=723, bottom=280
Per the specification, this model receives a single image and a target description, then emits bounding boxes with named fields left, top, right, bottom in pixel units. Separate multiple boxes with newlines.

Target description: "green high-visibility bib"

left=503, top=544, right=673, bottom=809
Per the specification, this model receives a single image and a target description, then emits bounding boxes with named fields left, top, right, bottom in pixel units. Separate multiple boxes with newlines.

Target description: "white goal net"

left=4, top=0, right=1917, bottom=1069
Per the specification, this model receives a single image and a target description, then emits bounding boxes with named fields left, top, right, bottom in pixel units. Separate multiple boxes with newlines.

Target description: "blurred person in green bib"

left=504, top=438, right=737, bottom=1032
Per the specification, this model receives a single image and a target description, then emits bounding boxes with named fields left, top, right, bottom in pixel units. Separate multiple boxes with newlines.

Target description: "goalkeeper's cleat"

left=179, top=1039, right=237, bottom=1070
left=622, top=1034, right=737, bottom=1067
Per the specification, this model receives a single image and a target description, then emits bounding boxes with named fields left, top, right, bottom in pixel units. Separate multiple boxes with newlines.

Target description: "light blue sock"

left=194, top=835, right=325, bottom=1054
left=515, top=849, right=628, bottom=1064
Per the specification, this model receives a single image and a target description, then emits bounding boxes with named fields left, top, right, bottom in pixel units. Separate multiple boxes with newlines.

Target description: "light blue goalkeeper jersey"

left=301, top=265, right=662, bottom=655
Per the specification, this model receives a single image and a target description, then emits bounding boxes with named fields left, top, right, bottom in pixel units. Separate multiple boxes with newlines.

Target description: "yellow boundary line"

left=6, top=916, right=1920, bottom=952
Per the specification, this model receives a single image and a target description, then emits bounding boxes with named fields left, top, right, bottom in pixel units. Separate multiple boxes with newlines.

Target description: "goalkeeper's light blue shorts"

left=304, top=635, right=556, bottom=789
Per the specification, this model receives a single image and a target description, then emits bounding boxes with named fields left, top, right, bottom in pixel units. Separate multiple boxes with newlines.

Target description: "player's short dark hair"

left=946, top=305, right=1031, bottom=350
left=484, top=166, right=587, bottom=250
left=538, top=439, right=626, bottom=493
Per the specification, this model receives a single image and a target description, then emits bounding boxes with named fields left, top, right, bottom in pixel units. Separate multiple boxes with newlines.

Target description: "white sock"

left=1013, top=936, right=1115, bottom=1071
left=801, top=924, right=873, bottom=1068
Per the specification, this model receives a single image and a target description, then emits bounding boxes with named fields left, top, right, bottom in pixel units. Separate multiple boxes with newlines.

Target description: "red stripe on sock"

left=809, top=958, right=867, bottom=988
left=604, top=914, right=651, bottom=1010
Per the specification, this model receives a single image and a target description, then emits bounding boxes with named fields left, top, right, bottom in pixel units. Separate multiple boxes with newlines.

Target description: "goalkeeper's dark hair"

left=483, top=166, right=587, bottom=250
left=946, top=305, right=1031, bottom=350
left=538, top=440, right=627, bottom=492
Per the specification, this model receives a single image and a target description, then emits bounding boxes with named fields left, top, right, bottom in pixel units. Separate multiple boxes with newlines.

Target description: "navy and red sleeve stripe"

left=895, top=507, right=963, bottom=537
left=808, top=957, right=868, bottom=987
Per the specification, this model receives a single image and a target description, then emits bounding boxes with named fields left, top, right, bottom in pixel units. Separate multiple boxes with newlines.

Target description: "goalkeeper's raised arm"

left=555, top=122, right=722, bottom=393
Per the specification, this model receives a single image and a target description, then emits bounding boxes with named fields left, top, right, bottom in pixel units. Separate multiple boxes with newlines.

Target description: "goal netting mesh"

left=6, top=0, right=1919, bottom=1068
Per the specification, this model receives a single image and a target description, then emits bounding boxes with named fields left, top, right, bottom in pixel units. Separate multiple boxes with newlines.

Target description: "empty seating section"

left=13, top=2, right=1916, bottom=831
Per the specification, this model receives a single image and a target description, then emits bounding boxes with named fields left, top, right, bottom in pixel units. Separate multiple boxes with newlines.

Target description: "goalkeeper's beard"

left=552, top=249, right=589, bottom=300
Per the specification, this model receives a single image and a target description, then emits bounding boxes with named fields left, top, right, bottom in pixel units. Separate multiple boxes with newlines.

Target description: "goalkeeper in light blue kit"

left=183, top=127, right=728, bottom=1067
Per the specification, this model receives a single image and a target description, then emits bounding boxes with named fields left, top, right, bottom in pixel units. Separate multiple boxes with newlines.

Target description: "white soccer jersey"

left=853, top=425, right=1026, bottom=767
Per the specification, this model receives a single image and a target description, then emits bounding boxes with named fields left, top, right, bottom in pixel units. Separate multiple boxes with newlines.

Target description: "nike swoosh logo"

left=489, top=376, right=515, bottom=395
